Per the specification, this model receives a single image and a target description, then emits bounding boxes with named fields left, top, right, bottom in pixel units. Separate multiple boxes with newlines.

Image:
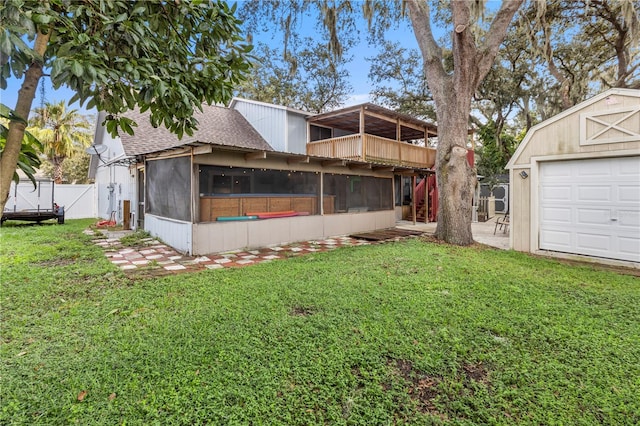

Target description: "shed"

left=506, top=88, right=640, bottom=266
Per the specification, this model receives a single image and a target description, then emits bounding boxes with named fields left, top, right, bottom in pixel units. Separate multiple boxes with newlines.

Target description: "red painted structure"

left=413, top=149, right=474, bottom=222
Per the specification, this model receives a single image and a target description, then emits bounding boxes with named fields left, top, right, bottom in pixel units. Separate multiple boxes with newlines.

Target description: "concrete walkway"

left=86, top=227, right=375, bottom=277
left=397, top=216, right=509, bottom=250
left=87, top=217, right=509, bottom=277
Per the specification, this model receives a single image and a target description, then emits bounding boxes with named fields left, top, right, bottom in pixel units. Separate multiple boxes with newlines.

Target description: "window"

left=199, top=166, right=319, bottom=196
left=146, top=157, right=191, bottom=221
left=309, top=125, right=332, bottom=142
left=323, top=174, right=392, bottom=213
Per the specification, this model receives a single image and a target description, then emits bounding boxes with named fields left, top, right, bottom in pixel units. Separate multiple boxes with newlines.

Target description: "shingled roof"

left=120, top=104, right=273, bottom=156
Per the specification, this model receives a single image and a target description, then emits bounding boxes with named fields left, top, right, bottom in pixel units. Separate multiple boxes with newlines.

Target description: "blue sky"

left=0, top=6, right=423, bottom=118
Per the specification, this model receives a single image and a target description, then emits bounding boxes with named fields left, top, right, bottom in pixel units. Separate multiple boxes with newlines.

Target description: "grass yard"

left=1, top=219, right=639, bottom=425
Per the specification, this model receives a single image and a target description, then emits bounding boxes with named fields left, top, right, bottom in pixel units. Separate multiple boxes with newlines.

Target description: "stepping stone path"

left=85, top=228, right=374, bottom=277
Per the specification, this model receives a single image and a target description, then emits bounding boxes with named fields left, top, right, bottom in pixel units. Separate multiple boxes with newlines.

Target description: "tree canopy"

left=241, top=0, right=525, bottom=245
left=0, top=0, right=254, bottom=210
left=30, top=101, right=93, bottom=184
left=235, top=38, right=353, bottom=113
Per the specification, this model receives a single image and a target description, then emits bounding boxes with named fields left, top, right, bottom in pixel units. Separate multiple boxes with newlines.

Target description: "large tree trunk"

left=0, top=31, right=50, bottom=212
left=406, top=0, right=523, bottom=245
left=433, top=90, right=475, bottom=245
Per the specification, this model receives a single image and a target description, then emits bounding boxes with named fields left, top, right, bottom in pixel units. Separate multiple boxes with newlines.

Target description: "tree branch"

left=475, top=0, right=524, bottom=87
left=405, top=0, right=447, bottom=95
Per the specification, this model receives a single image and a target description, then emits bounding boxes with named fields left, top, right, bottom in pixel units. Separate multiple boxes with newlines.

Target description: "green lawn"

left=1, top=219, right=639, bottom=425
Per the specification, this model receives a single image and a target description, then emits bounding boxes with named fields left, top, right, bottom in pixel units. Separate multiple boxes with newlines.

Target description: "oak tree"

left=241, top=0, right=524, bottom=245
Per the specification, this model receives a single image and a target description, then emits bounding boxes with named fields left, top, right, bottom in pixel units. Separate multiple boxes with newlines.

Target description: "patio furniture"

left=494, top=212, right=510, bottom=235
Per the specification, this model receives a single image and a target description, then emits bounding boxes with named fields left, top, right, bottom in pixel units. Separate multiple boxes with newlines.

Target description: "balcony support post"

left=425, top=174, right=429, bottom=223
left=359, top=106, right=365, bottom=161
left=397, top=118, right=402, bottom=165
left=412, top=175, right=417, bottom=225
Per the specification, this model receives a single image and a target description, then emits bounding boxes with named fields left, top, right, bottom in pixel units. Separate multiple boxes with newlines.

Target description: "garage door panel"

left=542, top=207, right=572, bottom=223
left=619, top=238, right=640, bottom=262
left=576, top=233, right=611, bottom=252
left=576, top=208, right=610, bottom=225
left=539, top=156, right=640, bottom=263
left=541, top=186, right=572, bottom=200
left=618, top=157, right=640, bottom=176
left=578, top=186, right=612, bottom=201
left=577, top=161, right=611, bottom=177
left=540, top=229, right=572, bottom=248
left=619, top=186, right=640, bottom=202
left=541, top=162, right=571, bottom=177
left=619, top=210, right=640, bottom=227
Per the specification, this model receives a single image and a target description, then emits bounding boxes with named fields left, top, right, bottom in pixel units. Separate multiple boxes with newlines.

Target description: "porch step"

left=407, top=200, right=427, bottom=221
left=350, top=228, right=425, bottom=242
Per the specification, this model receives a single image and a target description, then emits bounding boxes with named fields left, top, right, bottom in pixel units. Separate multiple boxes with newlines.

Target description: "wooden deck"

left=350, top=228, right=425, bottom=241
left=307, top=134, right=436, bottom=169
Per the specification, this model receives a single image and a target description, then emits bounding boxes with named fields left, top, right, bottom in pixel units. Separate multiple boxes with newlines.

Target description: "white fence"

left=54, top=184, right=96, bottom=219
left=6, top=181, right=96, bottom=219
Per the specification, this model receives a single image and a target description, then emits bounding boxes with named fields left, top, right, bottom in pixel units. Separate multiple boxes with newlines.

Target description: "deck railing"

left=307, top=134, right=435, bottom=168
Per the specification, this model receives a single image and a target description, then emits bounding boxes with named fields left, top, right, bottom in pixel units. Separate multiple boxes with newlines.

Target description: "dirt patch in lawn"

left=462, top=362, right=489, bottom=384
left=36, top=258, right=78, bottom=267
left=387, top=358, right=443, bottom=416
left=386, top=358, right=491, bottom=418
left=289, top=306, right=316, bottom=317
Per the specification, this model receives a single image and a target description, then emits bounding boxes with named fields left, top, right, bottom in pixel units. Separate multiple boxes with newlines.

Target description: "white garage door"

left=539, top=156, right=640, bottom=263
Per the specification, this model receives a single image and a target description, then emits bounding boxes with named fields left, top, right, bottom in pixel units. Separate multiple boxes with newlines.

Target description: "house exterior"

left=506, top=88, right=640, bottom=266
left=229, top=98, right=311, bottom=154
left=89, top=111, right=137, bottom=226
left=89, top=99, right=438, bottom=255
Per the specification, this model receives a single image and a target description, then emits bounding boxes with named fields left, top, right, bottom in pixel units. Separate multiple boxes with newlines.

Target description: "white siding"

left=145, top=214, right=193, bottom=254
left=100, top=130, right=127, bottom=160
left=192, top=211, right=395, bottom=255
left=94, top=163, right=136, bottom=224
left=233, top=101, right=287, bottom=151
left=287, top=112, right=308, bottom=154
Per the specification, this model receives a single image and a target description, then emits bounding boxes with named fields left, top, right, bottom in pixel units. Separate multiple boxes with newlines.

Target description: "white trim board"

left=580, top=105, right=640, bottom=145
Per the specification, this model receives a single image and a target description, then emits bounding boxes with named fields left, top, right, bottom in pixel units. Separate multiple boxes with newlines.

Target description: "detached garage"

left=507, top=88, right=640, bottom=266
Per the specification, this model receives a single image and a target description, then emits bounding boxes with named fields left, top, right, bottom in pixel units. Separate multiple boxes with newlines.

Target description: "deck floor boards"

left=349, top=228, right=424, bottom=241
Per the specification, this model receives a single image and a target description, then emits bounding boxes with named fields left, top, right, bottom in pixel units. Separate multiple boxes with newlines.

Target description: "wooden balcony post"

left=319, top=172, right=324, bottom=215
left=397, top=119, right=402, bottom=164
left=412, top=175, right=417, bottom=225
left=360, top=106, right=365, bottom=161
left=424, top=175, right=428, bottom=223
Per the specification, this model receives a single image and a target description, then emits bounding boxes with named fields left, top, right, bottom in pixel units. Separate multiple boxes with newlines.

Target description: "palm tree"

left=30, top=101, right=92, bottom=184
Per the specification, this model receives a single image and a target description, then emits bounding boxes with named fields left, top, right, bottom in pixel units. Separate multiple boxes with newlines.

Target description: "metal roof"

left=307, top=103, right=438, bottom=140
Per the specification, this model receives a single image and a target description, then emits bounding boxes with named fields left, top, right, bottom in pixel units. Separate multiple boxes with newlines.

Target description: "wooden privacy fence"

left=477, top=196, right=495, bottom=222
